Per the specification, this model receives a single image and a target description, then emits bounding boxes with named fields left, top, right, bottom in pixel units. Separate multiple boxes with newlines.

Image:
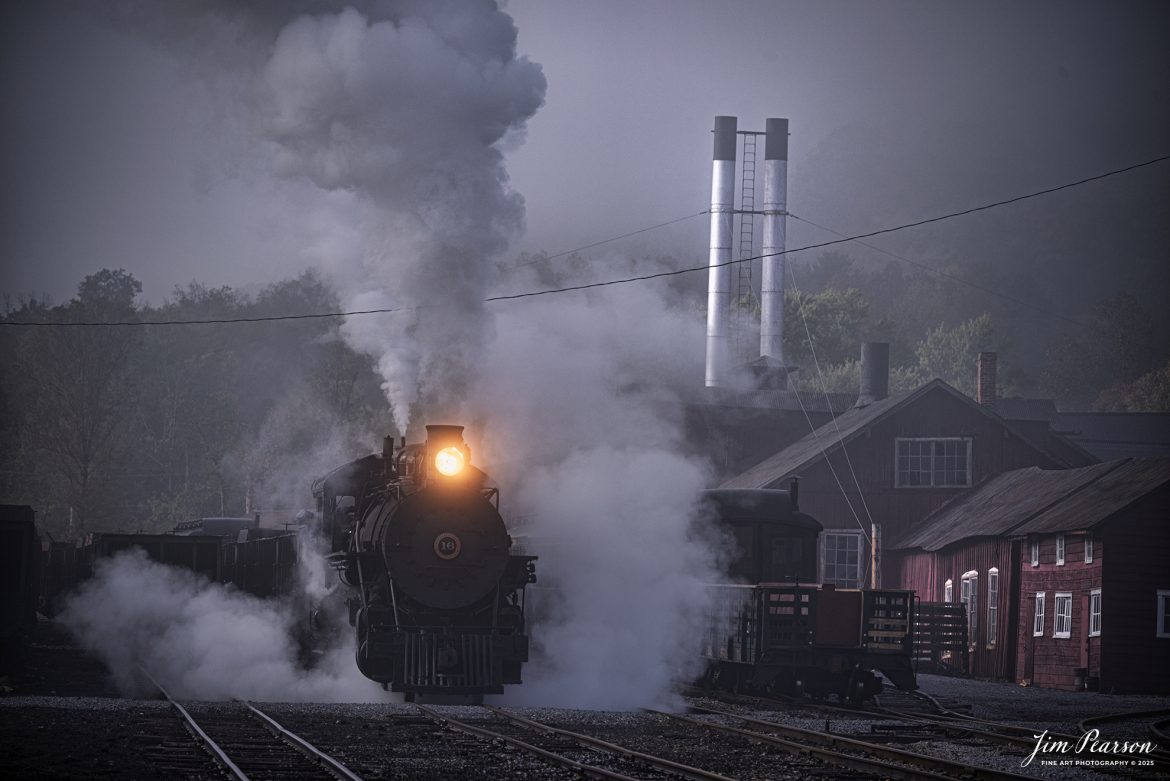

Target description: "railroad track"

left=142, top=671, right=363, bottom=780
left=666, top=702, right=1040, bottom=781
left=417, top=703, right=738, bottom=780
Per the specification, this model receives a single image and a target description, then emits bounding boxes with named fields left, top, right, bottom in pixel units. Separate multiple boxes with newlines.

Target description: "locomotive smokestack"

left=705, top=115, right=737, bottom=388
left=759, top=118, right=789, bottom=362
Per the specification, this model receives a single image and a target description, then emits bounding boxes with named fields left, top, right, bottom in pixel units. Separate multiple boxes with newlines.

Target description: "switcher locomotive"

left=312, top=425, right=535, bottom=701
left=701, top=486, right=916, bottom=704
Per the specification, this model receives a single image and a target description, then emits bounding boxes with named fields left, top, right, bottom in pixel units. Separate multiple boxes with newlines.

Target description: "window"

left=987, top=568, right=999, bottom=648
left=1054, top=592, right=1072, bottom=638
left=895, top=438, right=971, bottom=487
left=1089, top=588, right=1101, bottom=637
left=961, top=571, right=978, bottom=647
left=1034, top=592, right=1046, bottom=636
left=1084, top=534, right=1093, bottom=564
left=821, top=532, right=863, bottom=588
left=1056, top=535, right=1065, bottom=566
left=1030, top=537, right=1039, bottom=567
left=1158, top=591, right=1170, bottom=639
left=944, top=579, right=953, bottom=603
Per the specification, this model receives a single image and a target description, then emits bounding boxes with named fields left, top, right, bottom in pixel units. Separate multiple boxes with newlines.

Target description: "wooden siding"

left=1016, top=533, right=1102, bottom=690
left=1099, top=486, right=1170, bottom=694
left=782, top=387, right=1062, bottom=545
left=891, top=539, right=1019, bottom=680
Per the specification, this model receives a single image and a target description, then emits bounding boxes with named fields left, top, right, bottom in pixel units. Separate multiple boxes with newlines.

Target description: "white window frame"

left=894, top=437, right=973, bottom=488
left=1054, top=592, right=1072, bottom=638
left=820, top=531, right=864, bottom=589
left=1158, top=590, right=1170, bottom=639
left=1089, top=588, right=1101, bottom=637
left=1084, top=534, right=1093, bottom=564
left=1056, top=535, right=1065, bottom=566
left=1030, top=537, right=1039, bottom=568
left=987, top=568, right=999, bottom=649
left=1034, top=592, right=1046, bottom=636
left=961, top=570, right=978, bottom=648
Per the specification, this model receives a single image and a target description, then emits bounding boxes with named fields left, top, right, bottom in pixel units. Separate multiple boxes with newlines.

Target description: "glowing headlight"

left=434, top=446, right=466, bottom=477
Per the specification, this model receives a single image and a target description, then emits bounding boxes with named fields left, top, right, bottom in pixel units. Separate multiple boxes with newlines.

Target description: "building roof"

left=1050, top=412, right=1170, bottom=461
left=891, top=457, right=1170, bottom=551
left=721, top=378, right=1079, bottom=490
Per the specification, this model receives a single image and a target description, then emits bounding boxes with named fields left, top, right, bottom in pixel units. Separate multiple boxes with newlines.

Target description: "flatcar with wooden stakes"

left=699, top=482, right=917, bottom=704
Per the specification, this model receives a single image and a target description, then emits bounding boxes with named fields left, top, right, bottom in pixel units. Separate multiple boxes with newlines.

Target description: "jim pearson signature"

left=1023, top=729, right=1159, bottom=768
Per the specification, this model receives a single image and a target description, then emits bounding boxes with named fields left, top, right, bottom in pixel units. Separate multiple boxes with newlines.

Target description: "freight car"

left=0, top=505, right=40, bottom=673
left=313, top=425, right=536, bottom=702
left=700, top=487, right=916, bottom=704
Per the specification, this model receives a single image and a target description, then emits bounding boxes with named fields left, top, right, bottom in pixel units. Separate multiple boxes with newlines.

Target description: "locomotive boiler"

left=312, top=425, right=535, bottom=701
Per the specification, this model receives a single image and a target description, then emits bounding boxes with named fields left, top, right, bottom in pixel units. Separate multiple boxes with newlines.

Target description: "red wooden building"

left=721, top=367, right=1093, bottom=590
left=889, top=457, right=1170, bottom=692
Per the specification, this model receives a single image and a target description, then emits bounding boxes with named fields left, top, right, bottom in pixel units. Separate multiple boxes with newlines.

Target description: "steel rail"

left=663, top=705, right=1038, bottom=781
left=485, top=705, right=737, bottom=781
left=138, top=667, right=250, bottom=781
left=415, top=704, right=647, bottom=781
left=240, top=700, right=366, bottom=781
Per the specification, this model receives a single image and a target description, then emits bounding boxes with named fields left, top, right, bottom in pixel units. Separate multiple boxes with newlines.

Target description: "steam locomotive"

left=312, top=425, right=536, bottom=701
left=700, top=486, right=916, bottom=704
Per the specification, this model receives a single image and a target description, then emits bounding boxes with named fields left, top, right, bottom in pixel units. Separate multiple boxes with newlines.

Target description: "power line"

left=507, top=210, right=709, bottom=268
left=788, top=212, right=1097, bottom=333
left=4, top=154, right=1166, bottom=327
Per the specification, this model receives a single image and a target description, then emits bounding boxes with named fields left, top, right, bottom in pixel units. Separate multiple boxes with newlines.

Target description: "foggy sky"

left=2, top=0, right=1168, bottom=322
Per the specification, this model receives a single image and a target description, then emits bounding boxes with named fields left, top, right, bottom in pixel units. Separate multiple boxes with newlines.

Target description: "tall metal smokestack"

left=759, top=118, right=788, bottom=361
left=705, top=115, right=737, bottom=388
left=856, top=341, right=890, bottom=407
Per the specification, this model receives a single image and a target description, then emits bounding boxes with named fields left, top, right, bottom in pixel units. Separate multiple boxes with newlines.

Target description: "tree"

left=1094, top=360, right=1170, bottom=412
left=914, top=314, right=997, bottom=396
left=783, top=287, right=869, bottom=367
left=16, top=270, right=143, bottom=536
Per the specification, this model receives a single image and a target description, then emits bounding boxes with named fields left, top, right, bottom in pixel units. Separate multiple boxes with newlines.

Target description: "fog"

left=6, top=0, right=1168, bottom=708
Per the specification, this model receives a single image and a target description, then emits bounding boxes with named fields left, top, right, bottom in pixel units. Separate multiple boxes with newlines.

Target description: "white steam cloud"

left=59, top=1, right=728, bottom=711
left=468, top=264, right=725, bottom=709
left=61, top=549, right=387, bottom=702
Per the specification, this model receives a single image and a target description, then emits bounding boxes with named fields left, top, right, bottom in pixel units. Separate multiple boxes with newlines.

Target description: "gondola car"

left=701, top=485, right=916, bottom=704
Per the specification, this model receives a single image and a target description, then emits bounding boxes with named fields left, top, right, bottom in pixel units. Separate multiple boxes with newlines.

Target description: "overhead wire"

left=2, top=153, right=1166, bottom=328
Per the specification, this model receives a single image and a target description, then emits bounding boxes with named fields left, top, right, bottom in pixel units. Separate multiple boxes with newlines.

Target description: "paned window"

left=961, top=570, right=978, bottom=647
left=1030, top=538, right=1039, bottom=567
left=1158, top=590, right=1170, bottom=639
left=821, top=532, right=863, bottom=588
left=1056, top=535, right=1065, bottom=566
left=1084, top=534, right=1093, bottom=564
left=943, top=579, right=953, bottom=603
left=895, top=438, right=971, bottom=487
left=1033, top=592, right=1046, bottom=636
left=1054, top=592, right=1072, bottom=638
left=987, top=568, right=999, bottom=648
left=1089, top=589, right=1101, bottom=637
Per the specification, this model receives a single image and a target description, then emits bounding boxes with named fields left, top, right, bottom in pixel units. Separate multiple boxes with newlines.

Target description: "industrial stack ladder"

left=734, top=132, right=758, bottom=364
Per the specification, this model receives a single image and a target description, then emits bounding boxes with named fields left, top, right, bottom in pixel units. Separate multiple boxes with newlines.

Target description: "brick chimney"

left=977, top=351, right=997, bottom=406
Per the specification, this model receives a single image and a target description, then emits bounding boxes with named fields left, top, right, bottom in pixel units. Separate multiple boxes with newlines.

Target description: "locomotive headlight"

left=434, top=446, right=466, bottom=477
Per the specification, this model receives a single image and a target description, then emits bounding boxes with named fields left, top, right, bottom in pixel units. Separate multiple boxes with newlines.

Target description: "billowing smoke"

left=254, top=2, right=545, bottom=432
left=61, top=549, right=387, bottom=702
left=467, top=259, right=727, bottom=709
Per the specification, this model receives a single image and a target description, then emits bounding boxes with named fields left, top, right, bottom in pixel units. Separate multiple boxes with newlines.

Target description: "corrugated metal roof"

left=1015, top=456, right=1170, bottom=535
left=891, top=457, right=1170, bottom=551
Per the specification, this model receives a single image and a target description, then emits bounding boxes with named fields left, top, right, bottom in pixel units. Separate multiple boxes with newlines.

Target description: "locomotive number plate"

left=433, top=532, right=462, bottom=560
